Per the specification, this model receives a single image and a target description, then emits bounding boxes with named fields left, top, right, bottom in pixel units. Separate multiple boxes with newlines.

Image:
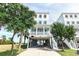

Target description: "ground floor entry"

left=29, top=39, right=50, bottom=48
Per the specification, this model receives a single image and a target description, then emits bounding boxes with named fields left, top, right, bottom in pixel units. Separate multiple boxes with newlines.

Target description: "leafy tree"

left=51, top=22, right=66, bottom=51
left=0, top=3, right=36, bottom=54
left=0, top=4, right=8, bottom=29
left=5, top=3, right=36, bottom=52
left=51, top=22, right=76, bottom=51
left=64, top=25, right=76, bottom=41
left=23, top=29, right=29, bottom=45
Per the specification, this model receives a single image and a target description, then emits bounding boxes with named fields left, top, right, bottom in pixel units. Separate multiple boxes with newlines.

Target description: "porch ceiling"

left=30, top=36, right=51, bottom=40
left=34, top=24, right=50, bottom=28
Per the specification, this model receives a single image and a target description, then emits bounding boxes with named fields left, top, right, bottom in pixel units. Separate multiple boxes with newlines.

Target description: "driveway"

left=17, top=47, right=61, bottom=56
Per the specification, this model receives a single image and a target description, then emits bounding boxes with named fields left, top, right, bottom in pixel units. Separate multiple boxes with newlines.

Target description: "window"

left=70, top=15, right=73, bottom=18
left=72, top=21, right=75, bottom=24
left=77, top=21, right=79, bottom=24
left=45, top=28, right=49, bottom=32
left=39, top=21, right=42, bottom=24
left=77, top=41, right=79, bottom=43
left=31, top=28, right=36, bottom=32
left=38, top=28, right=43, bottom=32
left=75, top=15, right=77, bottom=18
left=44, top=21, right=47, bottom=24
left=67, top=21, right=70, bottom=24
left=44, top=15, right=47, bottom=18
left=76, top=29, right=79, bottom=31
left=39, top=14, right=42, bottom=18
left=65, top=15, right=68, bottom=18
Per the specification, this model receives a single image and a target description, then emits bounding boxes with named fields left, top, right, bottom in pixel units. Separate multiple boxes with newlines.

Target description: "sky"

left=1, top=3, right=79, bottom=42
left=24, top=3, right=79, bottom=23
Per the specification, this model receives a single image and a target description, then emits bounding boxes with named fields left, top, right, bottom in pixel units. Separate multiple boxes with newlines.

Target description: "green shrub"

left=4, top=40, right=12, bottom=44
left=21, top=44, right=27, bottom=49
left=0, top=39, right=12, bottom=44
left=0, top=40, right=3, bottom=44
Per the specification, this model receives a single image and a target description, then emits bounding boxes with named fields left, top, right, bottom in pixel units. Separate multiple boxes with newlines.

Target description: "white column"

left=49, top=38, right=51, bottom=48
left=43, top=27, right=45, bottom=35
left=75, top=37, right=78, bottom=49
left=50, top=37, right=52, bottom=48
left=36, top=27, right=37, bottom=35
left=27, top=37, right=29, bottom=48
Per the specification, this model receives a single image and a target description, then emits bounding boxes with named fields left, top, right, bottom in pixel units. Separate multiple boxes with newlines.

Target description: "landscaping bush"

left=0, top=40, right=12, bottom=44
left=21, top=44, right=27, bottom=49
left=0, top=40, right=3, bottom=44
left=4, top=40, right=12, bottom=44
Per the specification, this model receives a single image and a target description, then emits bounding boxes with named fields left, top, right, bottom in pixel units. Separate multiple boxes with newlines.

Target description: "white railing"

left=63, top=39, right=77, bottom=49
left=30, top=32, right=49, bottom=35
left=30, top=32, right=36, bottom=35
left=52, top=37, right=59, bottom=50
left=37, top=32, right=43, bottom=35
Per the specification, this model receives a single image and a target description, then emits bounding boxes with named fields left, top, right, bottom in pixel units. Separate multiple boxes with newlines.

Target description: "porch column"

left=75, top=37, right=78, bottom=49
left=27, top=37, right=29, bottom=48
left=49, top=37, right=51, bottom=48
left=49, top=37, right=53, bottom=49
left=43, top=27, right=45, bottom=35
left=36, top=27, right=37, bottom=35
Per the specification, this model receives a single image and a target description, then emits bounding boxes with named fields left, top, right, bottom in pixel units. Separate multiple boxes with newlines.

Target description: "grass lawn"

left=57, top=49, right=78, bottom=56
left=0, top=49, right=25, bottom=56
left=0, top=49, right=18, bottom=56
left=0, top=44, right=25, bottom=56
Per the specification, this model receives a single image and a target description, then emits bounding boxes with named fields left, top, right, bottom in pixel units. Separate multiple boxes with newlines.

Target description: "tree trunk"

left=24, top=36, right=26, bottom=45
left=18, top=32, right=23, bottom=52
left=61, top=40, right=64, bottom=51
left=11, top=32, right=16, bottom=55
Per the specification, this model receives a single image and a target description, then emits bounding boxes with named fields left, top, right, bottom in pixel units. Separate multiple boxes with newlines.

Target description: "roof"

left=58, top=12, right=79, bottom=19
left=61, top=13, right=79, bottom=15
left=36, top=12, right=49, bottom=14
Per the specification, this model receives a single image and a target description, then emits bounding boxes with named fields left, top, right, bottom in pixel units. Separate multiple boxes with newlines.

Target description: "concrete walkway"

left=17, top=47, right=61, bottom=56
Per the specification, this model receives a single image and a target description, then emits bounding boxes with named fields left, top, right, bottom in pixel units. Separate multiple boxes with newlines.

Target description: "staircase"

left=63, top=39, right=77, bottom=50
left=52, top=37, right=59, bottom=50
left=52, top=37, right=77, bottom=50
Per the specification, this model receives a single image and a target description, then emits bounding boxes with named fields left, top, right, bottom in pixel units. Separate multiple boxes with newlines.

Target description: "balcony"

left=37, top=32, right=43, bottom=35
left=30, top=32, right=36, bottom=35
left=30, top=32, right=49, bottom=36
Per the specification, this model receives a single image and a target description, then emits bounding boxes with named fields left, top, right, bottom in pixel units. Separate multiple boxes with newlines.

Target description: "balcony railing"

left=30, top=32, right=49, bottom=35
left=30, top=32, right=36, bottom=35
left=37, top=32, right=43, bottom=35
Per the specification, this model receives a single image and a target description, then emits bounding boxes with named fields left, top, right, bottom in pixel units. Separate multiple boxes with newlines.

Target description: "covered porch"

left=29, top=36, right=51, bottom=48
left=26, top=35, right=58, bottom=50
